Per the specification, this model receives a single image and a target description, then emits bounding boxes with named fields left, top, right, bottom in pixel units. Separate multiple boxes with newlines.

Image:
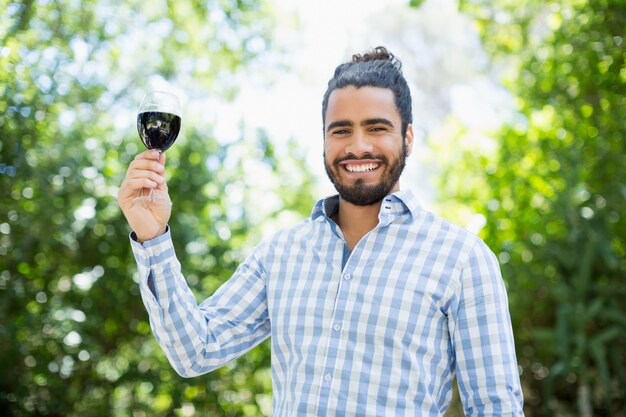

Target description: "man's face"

left=323, top=86, right=413, bottom=206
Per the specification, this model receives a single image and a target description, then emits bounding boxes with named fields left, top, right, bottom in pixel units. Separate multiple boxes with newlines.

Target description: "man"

left=118, top=47, right=524, bottom=416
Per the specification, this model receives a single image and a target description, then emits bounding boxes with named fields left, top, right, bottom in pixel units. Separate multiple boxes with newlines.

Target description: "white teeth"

left=346, top=163, right=378, bottom=172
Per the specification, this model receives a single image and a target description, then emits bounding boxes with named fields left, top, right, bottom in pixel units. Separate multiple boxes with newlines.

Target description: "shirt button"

left=333, top=323, right=341, bottom=331
left=343, top=273, right=351, bottom=280
left=324, top=373, right=332, bottom=382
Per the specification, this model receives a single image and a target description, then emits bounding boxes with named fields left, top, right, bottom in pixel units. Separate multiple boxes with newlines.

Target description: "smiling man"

left=324, top=87, right=409, bottom=199
left=118, top=47, right=525, bottom=416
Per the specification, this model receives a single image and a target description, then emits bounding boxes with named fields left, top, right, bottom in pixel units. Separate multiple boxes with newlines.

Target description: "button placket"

left=319, top=268, right=351, bottom=397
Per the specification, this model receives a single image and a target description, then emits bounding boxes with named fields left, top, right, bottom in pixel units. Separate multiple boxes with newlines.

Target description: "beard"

left=324, top=142, right=407, bottom=206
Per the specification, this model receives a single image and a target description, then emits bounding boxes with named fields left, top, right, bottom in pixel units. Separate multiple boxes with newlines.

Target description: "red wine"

left=137, top=111, right=181, bottom=151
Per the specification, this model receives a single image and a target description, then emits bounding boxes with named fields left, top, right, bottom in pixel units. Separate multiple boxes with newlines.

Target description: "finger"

left=126, top=169, right=165, bottom=184
left=118, top=178, right=158, bottom=200
left=156, top=178, right=169, bottom=192
left=134, top=149, right=162, bottom=162
left=122, top=178, right=158, bottom=192
left=129, top=159, right=165, bottom=174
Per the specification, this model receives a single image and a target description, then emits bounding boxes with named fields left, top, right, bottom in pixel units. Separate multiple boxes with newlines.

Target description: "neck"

left=336, top=197, right=381, bottom=229
left=331, top=182, right=401, bottom=251
left=333, top=197, right=384, bottom=252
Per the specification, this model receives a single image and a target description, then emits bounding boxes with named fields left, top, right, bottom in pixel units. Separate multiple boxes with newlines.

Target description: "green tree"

left=431, top=1, right=626, bottom=415
left=0, top=0, right=315, bottom=416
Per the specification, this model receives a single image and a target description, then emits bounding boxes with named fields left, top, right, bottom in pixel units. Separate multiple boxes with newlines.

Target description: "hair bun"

left=351, top=46, right=401, bottom=70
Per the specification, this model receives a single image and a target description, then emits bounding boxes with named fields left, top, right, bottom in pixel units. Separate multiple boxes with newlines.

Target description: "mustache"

left=332, top=154, right=389, bottom=165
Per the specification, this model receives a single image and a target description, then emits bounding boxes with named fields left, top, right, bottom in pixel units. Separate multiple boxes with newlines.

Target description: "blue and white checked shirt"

left=131, top=189, right=524, bottom=416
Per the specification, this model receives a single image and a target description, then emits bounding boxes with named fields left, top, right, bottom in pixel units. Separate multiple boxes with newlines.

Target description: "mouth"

left=338, top=159, right=382, bottom=174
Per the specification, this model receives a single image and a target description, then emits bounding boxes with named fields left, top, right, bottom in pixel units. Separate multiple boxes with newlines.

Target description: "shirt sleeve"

left=130, top=228, right=271, bottom=378
left=451, top=240, right=525, bottom=417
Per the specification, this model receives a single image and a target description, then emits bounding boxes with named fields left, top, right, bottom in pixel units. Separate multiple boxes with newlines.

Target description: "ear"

left=404, top=124, right=414, bottom=156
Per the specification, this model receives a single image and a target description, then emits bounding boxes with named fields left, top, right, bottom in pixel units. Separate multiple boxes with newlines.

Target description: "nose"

left=345, top=130, right=373, bottom=156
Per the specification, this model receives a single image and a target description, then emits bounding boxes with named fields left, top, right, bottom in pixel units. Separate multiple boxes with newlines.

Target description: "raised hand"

left=118, top=150, right=171, bottom=243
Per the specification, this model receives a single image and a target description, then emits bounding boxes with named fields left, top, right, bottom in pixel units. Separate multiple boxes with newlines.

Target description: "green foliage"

left=435, top=1, right=626, bottom=415
left=0, top=0, right=315, bottom=416
left=409, top=0, right=426, bottom=8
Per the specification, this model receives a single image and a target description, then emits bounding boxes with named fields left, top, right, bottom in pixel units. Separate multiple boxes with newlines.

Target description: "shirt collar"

left=311, top=189, right=423, bottom=222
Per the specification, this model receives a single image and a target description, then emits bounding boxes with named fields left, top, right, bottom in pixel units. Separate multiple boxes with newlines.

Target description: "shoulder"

left=395, top=189, right=489, bottom=258
left=414, top=208, right=497, bottom=270
left=418, top=207, right=487, bottom=245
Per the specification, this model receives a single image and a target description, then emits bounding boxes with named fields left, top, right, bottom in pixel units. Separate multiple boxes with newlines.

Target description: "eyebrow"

left=326, top=118, right=394, bottom=133
left=362, top=118, right=394, bottom=128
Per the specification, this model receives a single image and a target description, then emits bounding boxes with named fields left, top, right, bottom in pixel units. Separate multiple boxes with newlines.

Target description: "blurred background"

left=1, top=0, right=624, bottom=415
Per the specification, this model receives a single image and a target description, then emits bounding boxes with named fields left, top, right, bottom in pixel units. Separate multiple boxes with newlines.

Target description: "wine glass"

left=132, top=91, right=182, bottom=206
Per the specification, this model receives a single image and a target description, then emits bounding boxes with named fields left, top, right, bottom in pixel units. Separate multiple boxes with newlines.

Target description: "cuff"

left=129, top=226, right=179, bottom=307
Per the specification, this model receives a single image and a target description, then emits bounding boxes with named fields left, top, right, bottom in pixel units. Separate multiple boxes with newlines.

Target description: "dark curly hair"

left=322, top=46, right=413, bottom=138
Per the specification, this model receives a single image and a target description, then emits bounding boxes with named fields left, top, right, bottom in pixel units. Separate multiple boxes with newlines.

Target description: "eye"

left=369, top=126, right=387, bottom=132
left=333, top=129, right=351, bottom=135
